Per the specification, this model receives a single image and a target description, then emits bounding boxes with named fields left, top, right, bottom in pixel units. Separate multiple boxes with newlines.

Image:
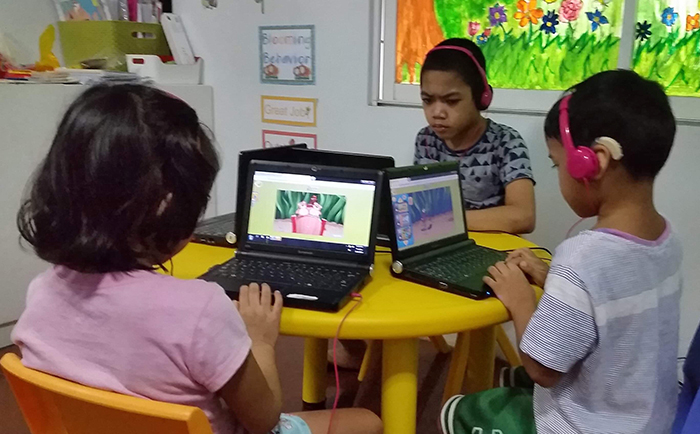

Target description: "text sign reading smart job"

left=259, top=25, right=315, bottom=85
left=261, top=96, right=317, bottom=127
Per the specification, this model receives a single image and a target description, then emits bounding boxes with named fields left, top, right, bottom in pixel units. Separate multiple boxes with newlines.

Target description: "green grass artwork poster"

left=396, top=0, right=624, bottom=90
left=634, top=0, right=700, bottom=96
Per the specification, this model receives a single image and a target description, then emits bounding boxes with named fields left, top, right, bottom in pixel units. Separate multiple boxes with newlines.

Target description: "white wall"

left=175, top=0, right=700, bottom=355
left=0, top=84, right=214, bottom=347
left=0, top=0, right=63, bottom=65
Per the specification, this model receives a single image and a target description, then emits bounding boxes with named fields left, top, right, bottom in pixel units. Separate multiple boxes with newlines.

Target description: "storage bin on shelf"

left=126, top=55, right=203, bottom=84
left=58, top=21, right=171, bottom=70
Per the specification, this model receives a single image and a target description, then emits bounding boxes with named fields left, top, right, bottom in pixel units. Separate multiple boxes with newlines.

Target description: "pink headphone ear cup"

left=567, top=146, right=599, bottom=181
left=480, top=85, right=493, bottom=110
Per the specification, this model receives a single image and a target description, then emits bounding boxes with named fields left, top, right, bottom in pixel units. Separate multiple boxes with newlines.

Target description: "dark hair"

left=17, top=84, right=220, bottom=273
left=544, top=70, right=676, bottom=180
left=421, top=38, right=488, bottom=107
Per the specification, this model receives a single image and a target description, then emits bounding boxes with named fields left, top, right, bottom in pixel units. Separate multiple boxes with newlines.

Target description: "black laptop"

left=199, top=160, right=383, bottom=311
left=193, top=147, right=394, bottom=248
left=192, top=144, right=307, bottom=247
left=386, top=162, right=507, bottom=300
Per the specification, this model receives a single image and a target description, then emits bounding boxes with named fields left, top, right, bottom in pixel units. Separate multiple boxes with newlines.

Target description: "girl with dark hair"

left=12, top=84, right=381, bottom=434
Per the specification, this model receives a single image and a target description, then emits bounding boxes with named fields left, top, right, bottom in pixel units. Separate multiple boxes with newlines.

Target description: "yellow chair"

left=0, top=353, right=213, bottom=434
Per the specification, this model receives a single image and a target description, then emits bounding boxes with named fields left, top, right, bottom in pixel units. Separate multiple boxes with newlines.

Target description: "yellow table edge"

left=168, top=232, right=545, bottom=340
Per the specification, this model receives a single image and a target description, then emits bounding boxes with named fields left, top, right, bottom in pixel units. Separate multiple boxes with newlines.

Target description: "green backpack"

left=440, top=387, right=536, bottom=434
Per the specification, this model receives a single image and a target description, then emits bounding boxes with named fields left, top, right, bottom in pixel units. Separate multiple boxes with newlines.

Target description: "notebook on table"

left=199, top=160, right=383, bottom=311
left=385, top=161, right=507, bottom=300
left=191, top=144, right=307, bottom=247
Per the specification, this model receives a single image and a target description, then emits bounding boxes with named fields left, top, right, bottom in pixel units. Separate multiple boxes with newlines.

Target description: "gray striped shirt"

left=521, top=226, right=682, bottom=433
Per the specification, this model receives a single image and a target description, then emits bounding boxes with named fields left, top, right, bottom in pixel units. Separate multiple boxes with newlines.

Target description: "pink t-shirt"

left=12, top=266, right=251, bottom=434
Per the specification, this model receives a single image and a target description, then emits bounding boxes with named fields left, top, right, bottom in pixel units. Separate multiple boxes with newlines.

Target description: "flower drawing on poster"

left=396, top=0, right=624, bottom=90
left=634, top=0, right=700, bottom=97
left=259, top=25, right=315, bottom=85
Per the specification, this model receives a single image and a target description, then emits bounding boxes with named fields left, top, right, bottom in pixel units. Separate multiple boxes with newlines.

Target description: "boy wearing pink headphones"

left=415, top=38, right=536, bottom=234
left=441, top=70, right=682, bottom=433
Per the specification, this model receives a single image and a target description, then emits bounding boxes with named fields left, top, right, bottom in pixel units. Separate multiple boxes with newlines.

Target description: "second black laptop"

left=386, top=162, right=507, bottom=300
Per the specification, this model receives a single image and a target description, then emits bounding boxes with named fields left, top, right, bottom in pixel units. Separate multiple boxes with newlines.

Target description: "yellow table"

left=171, top=232, right=540, bottom=434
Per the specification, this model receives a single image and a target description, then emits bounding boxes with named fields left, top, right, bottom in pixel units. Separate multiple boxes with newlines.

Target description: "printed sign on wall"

left=259, top=25, right=315, bottom=85
left=262, top=130, right=317, bottom=149
left=261, top=95, right=317, bottom=127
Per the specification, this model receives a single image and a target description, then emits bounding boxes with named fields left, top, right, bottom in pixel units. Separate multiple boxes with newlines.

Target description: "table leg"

left=382, top=338, right=418, bottom=434
left=442, top=331, right=470, bottom=404
left=463, top=326, right=496, bottom=394
left=302, top=337, right=328, bottom=408
left=496, top=324, right=520, bottom=366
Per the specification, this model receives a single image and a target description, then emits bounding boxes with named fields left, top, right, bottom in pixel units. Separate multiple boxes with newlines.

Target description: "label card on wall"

left=262, top=130, right=317, bottom=149
left=259, top=25, right=315, bottom=85
left=261, top=95, right=317, bottom=127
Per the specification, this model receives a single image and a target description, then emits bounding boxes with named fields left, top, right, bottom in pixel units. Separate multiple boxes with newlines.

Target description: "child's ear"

left=591, top=137, right=623, bottom=180
left=157, top=192, right=173, bottom=216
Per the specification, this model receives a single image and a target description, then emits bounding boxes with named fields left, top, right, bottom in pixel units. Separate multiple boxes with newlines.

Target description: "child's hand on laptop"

left=507, top=248, right=550, bottom=288
left=235, top=283, right=283, bottom=349
left=483, top=262, right=536, bottom=314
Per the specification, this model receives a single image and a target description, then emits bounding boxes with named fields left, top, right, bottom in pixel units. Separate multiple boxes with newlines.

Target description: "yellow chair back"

left=0, top=353, right=213, bottom=434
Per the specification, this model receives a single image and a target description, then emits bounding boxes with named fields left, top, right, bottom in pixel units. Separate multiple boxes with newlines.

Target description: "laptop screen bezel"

left=385, top=162, right=470, bottom=260
left=238, top=160, right=383, bottom=266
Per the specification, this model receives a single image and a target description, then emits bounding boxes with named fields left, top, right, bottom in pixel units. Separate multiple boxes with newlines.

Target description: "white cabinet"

left=0, top=84, right=216, bottom=347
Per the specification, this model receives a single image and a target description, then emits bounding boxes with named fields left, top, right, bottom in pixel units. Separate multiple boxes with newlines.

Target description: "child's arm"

left=218, top=284, right=283, bottom=434
left=465, top=179, right=535, bottom=234
left=484, top=262, right=562, bottom=388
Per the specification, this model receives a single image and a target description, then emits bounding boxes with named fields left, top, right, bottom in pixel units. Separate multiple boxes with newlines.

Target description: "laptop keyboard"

left=213, top=258, right=363, bottom=292
left=412, top=247, right=506, bottom=284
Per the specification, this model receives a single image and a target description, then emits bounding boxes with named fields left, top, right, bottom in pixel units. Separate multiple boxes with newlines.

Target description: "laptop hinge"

left=236, top=250, right=371, bottom=271
left=403, top=239, right=476, bottom=265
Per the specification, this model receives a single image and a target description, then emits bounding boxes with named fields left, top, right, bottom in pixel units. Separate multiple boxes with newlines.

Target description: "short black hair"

left=421, top=38, right=488, bottom=108
left=544, top=70, right=676, bottom=180
left=17, top=84, right=220, bottom=273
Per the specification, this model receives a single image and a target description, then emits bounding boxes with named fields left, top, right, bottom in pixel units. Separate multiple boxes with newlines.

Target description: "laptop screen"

left=246, top=170, right=377, bottom=256
left=389, top=169, right=466, bottom=251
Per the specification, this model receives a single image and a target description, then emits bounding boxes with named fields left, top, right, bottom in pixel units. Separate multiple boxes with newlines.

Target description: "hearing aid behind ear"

left=595, top=137, right=624, bottom=161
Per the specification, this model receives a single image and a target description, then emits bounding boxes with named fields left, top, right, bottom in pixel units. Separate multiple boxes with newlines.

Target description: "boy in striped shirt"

left=443, top=71, right=682, bottom=433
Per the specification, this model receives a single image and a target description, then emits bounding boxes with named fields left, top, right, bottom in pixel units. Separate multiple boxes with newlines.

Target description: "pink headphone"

left=559, top=95, right=599, bottom=182
left=427, top=45, right=493, bottom=110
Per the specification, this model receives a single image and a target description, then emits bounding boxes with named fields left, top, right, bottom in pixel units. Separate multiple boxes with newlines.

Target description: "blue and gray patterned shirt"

left=413, top=120, right=534, bottom=210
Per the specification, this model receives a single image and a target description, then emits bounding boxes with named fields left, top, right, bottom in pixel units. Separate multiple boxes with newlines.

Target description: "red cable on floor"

left=327, top=293, right=363, bottom=434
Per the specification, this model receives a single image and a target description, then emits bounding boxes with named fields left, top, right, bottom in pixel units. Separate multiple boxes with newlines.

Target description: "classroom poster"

left=261, top=95, right=317, bottom=127
left=396, top=0, right=624, bottom=90
left=259, top=25, right=315, bottom=85
left=262, top=130, right=318, bottom=149
left=633, top=0, right=700, bottom=97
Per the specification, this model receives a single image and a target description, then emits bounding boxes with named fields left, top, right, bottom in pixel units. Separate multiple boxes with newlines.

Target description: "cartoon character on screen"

left=420, top=208, right=433, bottom=232
left=291, top=195, right=327, bottom=235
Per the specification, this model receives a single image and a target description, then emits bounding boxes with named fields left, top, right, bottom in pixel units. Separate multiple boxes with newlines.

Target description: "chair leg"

left=496, top=325, right=521, bottom=366
left=357, top=340, right=377, bottom=382
left=442, top=332, right=470, bottom=404
left=429, top=335, right=453, bottom=354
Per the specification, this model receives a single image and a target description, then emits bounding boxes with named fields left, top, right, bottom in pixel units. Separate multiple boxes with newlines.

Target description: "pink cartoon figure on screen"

left=293, top=195, right=325, bottom=235
left=274, top=191, right=346, bottom=238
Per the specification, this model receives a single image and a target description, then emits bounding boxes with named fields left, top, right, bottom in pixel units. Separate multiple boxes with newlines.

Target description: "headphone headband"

left=558, top=95, right=576, bottom=152
left=426, top=45, right=493, bottom=110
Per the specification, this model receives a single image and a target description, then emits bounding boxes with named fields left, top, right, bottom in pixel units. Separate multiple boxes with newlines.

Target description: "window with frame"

left=372, top=0, right=700, bottom=121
